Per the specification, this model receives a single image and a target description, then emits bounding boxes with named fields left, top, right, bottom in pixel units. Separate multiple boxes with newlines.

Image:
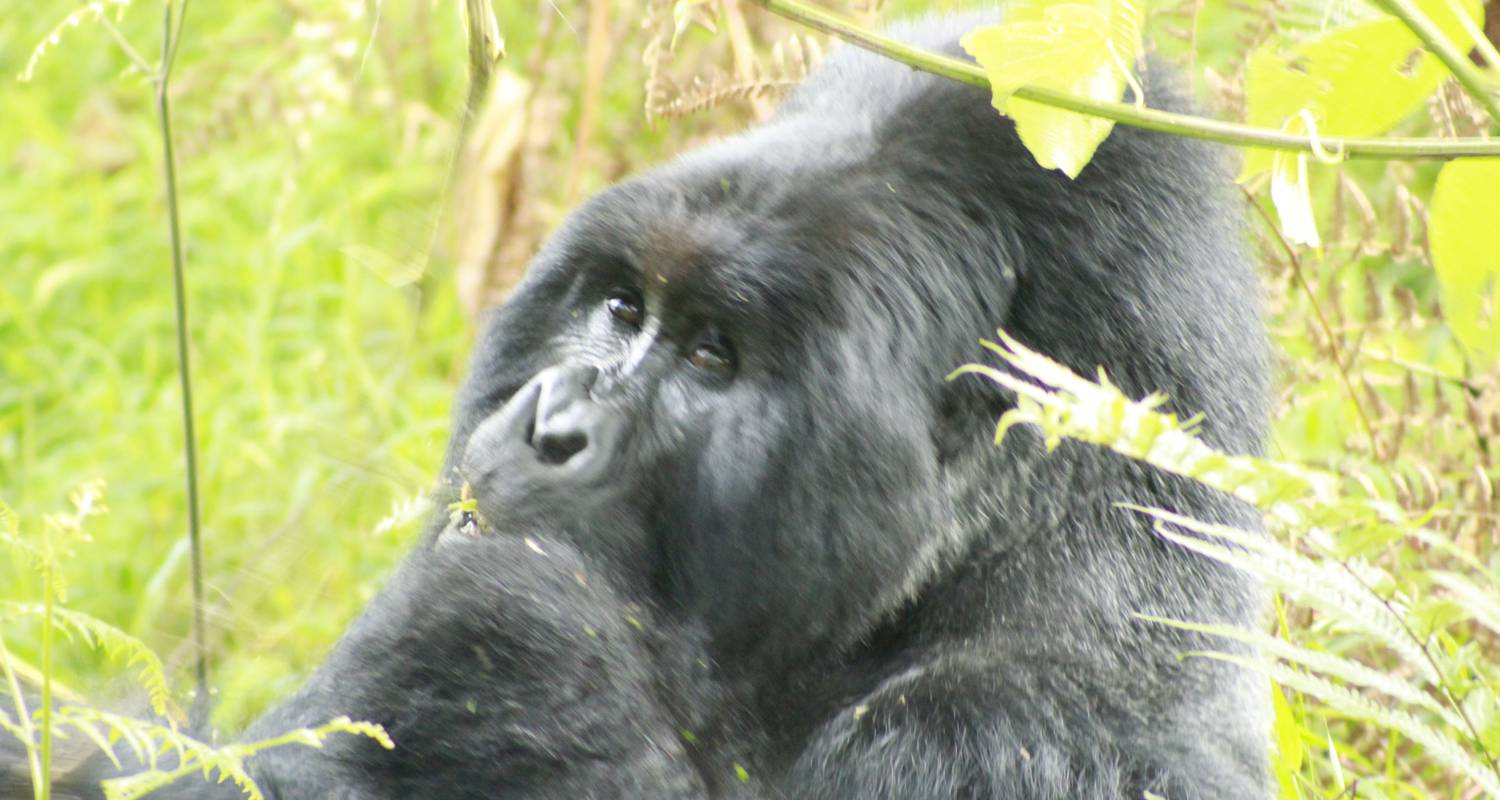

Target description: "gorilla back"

left=34, top=16, right=1272, bottom=800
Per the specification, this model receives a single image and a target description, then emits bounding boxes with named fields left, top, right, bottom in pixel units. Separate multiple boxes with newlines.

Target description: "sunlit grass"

left=0, top=4, right=470, bottom=730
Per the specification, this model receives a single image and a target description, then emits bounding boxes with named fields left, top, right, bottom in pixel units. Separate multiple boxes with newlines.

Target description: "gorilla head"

left=445, top=20, right=1268, bottom=699
left=449, top=156, right=985, bottom=674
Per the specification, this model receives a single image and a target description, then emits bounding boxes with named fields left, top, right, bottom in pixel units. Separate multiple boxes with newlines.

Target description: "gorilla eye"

left=688, top=332, right=735, bottom=376
left=605, top=288, right=644, bottom=327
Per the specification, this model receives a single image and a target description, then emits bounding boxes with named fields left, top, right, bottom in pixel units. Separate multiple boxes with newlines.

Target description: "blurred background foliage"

left=1, top=0, right=1499, bottom=796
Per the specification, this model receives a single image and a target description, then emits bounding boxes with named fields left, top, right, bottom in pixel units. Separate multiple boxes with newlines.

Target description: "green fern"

left=1, top=604, right=175, bottom=720
left=17, top=1, right=138, bottom=83
left=1, top=488, right=394, bottom=800
left=955, top=332, right=1500, bottom=797
left=1136, top=508, right=1440, bottom=685
left=1139, top=616, right=1460, bottom=727
left=86, top=711, right=394, bottom=800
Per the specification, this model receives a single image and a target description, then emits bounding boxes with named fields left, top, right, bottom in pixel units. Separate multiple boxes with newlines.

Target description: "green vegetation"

left=2, top=1, right=1498, bottom=797
left=4, top=3, right=470, bottom=733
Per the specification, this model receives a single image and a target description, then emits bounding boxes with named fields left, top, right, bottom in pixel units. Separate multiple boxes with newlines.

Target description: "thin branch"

left=1241, top=188, right=1383, bottom=460
left=164, top=0, right=191, bottom=82
left=745, top=0, right=1500, bottom=160
left=1374, top=0, right=1500, bottom=126
left=0, top=630, right=43, bottom=800
left=152, top=0, right=209, bottom=725
left=1454, top=0, right=1500, bottom=77
left=38, top=557, right=53, bottom=800
left=462, top=0, right=503, bottom=130
left=93, top=12, right=153, bottom=76
left=420, top=0, right=504, bottom=312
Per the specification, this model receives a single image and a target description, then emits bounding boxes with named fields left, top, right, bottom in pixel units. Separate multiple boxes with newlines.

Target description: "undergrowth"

left=2, top=1, right=1498, bottom=798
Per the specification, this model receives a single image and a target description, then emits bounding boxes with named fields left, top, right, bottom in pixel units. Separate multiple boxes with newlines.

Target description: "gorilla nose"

left=535, top=431, right=588, bottom=464
left=461, top=364, right=624, bottom=497
left=530, top=365, right=602, bottom=466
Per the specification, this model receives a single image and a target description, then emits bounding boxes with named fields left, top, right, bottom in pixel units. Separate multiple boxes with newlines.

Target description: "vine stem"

left=419, top=0, right=502, bottom=314
left=1374, top=0, right=1500, bottom=126
left=745, top=0, right=1500, bottom=160
left=152, top=0, right=209, bottom=724
left=1240, top=187, right=1383, bottom=460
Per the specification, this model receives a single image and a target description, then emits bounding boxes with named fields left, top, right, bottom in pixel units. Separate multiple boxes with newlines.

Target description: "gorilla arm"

left=46, top=532, right=704, bottom=800
left=226, top=537, right=1185, bottom=800
left=786, top=653, right=1244, bottom=800
left=242, top=533, right=704, bottom=799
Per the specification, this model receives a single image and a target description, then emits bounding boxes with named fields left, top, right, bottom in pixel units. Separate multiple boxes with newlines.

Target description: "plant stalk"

left=0, top=630, right=42, bottom=800
left=1374, top=0, right=1500, bottom=126
left=152, top=0, right=209, bottom=723
left=746, top=0, right=1500, bottom=160
left=37, top=568, right=53, bottom=800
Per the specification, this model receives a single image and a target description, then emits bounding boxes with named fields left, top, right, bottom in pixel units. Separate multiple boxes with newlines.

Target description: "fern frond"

left=956, top=333, right=1385, bottom=525
left=0, top=510, right=45, bottom=573
left=370, top=493, right=432, bottom=538
left=57, top=713, right=126, bottom=770
left=654, top=72, right=799, bottom=118
left=1198, top=654, right=1500, bottom=798
left=51, top=707, right=166, bottom=771
left=641, top=15, right=827, bottom=121
left=654, top=33, right=824, bottom=119
left=83, top=709, right=261, bottom=800
left=18, top=1, right=136, bottom=82
left=0, top=710, right=29, bottom=743
left=45, top=705, right=392, bottom=800
left=1140, top=615, right=1461, bottom=728
left=2, top=603, right=176, bottom=718
left=1429, top=571, right=1500, bottom=638
left=1136, top=510, right=1440, bottom=684
left=641, top=0, right=677, bottom=122
left=956, top=332, right=1500, bottom=792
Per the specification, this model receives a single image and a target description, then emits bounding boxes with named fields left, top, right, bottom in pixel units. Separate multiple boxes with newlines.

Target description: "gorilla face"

left=451, top=170, right=956, bottom=672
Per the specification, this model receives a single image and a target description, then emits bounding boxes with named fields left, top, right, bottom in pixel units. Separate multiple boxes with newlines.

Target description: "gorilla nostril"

left=534, top=431, right=588, bottom=465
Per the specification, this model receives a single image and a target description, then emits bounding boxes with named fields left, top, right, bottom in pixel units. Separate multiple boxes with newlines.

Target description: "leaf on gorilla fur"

left=1239, top=0, right=1483, bottom=180
left=1428, top=158, right=1500, bottom=365
left=960, top=0, right=1145, bottom=178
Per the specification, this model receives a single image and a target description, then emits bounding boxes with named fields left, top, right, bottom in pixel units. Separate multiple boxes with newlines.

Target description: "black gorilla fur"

left=40, top=16, right=1273, bottom=799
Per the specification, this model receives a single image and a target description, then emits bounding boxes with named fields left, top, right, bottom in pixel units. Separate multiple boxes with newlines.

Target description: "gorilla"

left=35, top=15, right=1272, bottom=800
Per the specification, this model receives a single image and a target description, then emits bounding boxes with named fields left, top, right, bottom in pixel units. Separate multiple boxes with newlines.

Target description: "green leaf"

left=1270, top=679, right=1305, bottom=799
left=1409, top=596, right=1468, bottom=638
left=1429, top=158, right=1500, bottom=363
left=960, top=0, right=1145, bottom=178
left=1241, top=0, right=1483, bottom=179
